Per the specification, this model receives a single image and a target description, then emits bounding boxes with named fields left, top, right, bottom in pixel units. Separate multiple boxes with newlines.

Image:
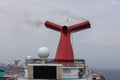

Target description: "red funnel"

left=45, top=21, right=90, bottom=64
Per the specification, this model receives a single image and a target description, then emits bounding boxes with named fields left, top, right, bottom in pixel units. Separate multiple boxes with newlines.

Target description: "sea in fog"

left=94, top=69, right=120, bottom=80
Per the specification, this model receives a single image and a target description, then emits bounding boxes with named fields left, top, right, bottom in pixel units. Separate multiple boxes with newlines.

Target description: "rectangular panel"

left=33, top=66, right=56, bottom=79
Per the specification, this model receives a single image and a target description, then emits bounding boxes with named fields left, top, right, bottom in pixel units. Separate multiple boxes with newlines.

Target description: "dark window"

left=33, top=66, right=56, bottom=79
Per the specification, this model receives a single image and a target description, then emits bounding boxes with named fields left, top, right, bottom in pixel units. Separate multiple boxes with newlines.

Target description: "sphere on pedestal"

left=38, top=47, right=49, bottom=59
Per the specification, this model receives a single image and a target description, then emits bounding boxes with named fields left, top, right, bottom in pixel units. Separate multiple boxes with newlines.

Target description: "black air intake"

left=62, top=26, right=68, bottom=32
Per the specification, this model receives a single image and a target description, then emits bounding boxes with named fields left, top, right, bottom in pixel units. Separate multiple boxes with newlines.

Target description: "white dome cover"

left=38, top=47, right=49, bottom=58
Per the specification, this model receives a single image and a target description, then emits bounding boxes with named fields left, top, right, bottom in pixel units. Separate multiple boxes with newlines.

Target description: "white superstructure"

left=21, top=47, right=105, bottom=80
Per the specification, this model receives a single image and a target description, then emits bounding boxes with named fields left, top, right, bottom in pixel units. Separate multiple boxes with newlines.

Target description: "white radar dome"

left=38, top=47, right=49, bottom=58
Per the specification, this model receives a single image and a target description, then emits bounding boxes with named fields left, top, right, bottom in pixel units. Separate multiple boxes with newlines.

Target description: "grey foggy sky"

left=0, top=0, right=120, bottom=69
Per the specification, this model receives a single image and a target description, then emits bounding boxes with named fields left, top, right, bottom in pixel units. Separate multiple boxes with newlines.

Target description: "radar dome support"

left=45, top=21, right=90, bottom=64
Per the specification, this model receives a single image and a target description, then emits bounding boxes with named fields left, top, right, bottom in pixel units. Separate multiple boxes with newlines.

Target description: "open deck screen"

left=33, top=66, right=56, bottom=79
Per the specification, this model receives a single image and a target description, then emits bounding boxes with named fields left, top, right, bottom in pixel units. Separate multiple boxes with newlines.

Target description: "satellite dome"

left=38, top=47, right=49, bottom=58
